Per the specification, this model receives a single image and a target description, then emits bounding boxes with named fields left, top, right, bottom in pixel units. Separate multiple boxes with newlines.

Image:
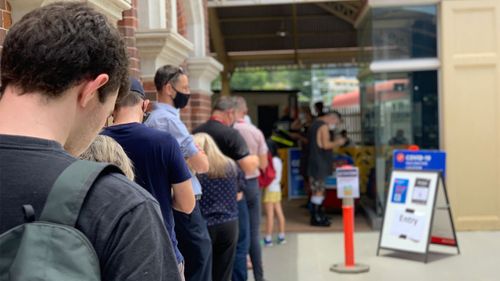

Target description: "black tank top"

left=307, top=119, right=334, bottom=179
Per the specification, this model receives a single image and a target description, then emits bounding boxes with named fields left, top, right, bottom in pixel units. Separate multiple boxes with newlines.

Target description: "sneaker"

left=277, top=236, right=287, bottom=245
left=263, top=237, right=273, bottom=247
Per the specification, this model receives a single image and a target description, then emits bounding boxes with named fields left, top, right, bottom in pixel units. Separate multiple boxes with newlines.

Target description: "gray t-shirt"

left=0, top=135, right=182, bottom=281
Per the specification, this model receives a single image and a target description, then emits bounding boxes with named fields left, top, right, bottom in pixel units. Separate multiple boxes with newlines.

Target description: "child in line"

left=263, top=140, right=286, bottom=247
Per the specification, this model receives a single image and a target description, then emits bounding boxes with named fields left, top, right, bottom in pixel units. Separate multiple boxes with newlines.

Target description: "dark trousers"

left=208, top=220, right=239, bottom=281
left=174, top=202, right=213, bottom=281
left=232, top=199, right=250, bottom=281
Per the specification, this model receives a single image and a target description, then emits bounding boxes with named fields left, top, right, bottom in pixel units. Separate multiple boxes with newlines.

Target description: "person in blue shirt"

left=145, top=65, right=212, bottom=281
left=193, top=133, right=245, bottom=281
left=102, top=78, right=195, bottom=279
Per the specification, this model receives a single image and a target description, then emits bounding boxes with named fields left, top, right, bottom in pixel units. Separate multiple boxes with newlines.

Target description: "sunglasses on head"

left=165, top=67, right=185, bottom=86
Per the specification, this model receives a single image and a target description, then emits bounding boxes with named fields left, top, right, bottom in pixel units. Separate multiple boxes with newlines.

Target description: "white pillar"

left=187, top=56, right=223, bottom=96
left=136, top=0, right=193, bottom=79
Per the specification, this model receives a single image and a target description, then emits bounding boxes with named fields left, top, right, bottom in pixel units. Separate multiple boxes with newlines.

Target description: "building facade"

left=352, top=0, right=500, bottom=231
left=0, top=0, right=222, bottom=131
left=1, top=0, right=500, bottom=231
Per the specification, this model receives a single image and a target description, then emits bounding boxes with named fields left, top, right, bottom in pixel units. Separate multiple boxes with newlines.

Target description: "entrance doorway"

left=258, top=105, right=279, bottom=139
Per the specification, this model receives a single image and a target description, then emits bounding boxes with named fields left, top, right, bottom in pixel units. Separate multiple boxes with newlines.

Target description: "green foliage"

left=211, top=68, right=314, bottom=98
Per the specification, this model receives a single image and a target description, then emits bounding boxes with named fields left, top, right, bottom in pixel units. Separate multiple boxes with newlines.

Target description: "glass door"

left=361, top=70, right=438, bottom=215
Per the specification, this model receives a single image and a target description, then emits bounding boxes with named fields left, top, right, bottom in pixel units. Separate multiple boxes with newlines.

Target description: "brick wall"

left=118, top=0, right=140, bottom=78
left=180, top=100, right=192, bottom=131
left=0, top=1, right=12, bottom=53
left=190, top=93, right=211, bottom=130
left=177, top=0, right=187, bottom=38
left=143, top=80, right=157, bottom=101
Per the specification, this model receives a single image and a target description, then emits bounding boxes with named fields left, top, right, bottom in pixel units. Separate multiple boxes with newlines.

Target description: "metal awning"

left=209, top=0, right=368, bottom=70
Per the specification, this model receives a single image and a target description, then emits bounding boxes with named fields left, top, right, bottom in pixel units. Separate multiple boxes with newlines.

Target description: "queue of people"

left=0, top=3, right=280, bottom=281
left=0, top=2, right=350, bottom=280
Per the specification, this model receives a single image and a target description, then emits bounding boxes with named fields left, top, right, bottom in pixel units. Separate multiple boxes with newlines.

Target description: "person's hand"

left=334, top=136, right=347, bottom=146
left=195, top=143, right=206, bottom=155
left=237, top=192, right=244, bottom=201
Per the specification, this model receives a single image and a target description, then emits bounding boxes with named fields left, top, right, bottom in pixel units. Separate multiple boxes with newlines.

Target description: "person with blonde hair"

left=79, top=135, right=135, bottom=181
left=193, top=133, right=245, bottom=281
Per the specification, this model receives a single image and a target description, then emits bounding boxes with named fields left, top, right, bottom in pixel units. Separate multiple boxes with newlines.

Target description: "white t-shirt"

left=268, top=157, right=283, bottom=192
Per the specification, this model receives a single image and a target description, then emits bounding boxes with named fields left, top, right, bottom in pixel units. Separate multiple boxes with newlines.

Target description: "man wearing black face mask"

left=146, top=65, right=212, bottom=281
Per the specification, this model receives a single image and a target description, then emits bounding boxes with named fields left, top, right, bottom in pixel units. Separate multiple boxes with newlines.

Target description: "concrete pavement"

left=249, top=231, right=500, bottom=281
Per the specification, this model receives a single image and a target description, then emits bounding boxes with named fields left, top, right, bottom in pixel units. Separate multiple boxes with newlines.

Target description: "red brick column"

left=190, top=93, right=211, bottom=130
left=177, top=0, right=187, bottom=38
left=118, top=0, right=140, bottom=78
left=143, top=81, right=157, bottom=101
left=0, top=1, right=12, bottom=52
left=180, top=101, right=193, bottom=131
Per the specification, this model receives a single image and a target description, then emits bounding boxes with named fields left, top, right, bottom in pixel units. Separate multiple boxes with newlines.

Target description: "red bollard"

left=343, top=204, right=355, bottom=267
left=330, top=198, right=369, bottom=274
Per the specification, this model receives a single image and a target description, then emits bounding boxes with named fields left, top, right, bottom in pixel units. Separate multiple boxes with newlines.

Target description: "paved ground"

left=248, top=231, right=500, bottom=281
left=269, top=199, right=372, bottom=233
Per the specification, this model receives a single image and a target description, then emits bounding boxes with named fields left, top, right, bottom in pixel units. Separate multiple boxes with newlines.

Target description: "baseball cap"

left=129, top=77, right=146, bottom=98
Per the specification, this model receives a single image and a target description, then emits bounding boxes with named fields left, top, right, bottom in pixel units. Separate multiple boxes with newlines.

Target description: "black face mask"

left=143, top=112, right=151, bottom=123
left=173, top=89, right=190, bottom=109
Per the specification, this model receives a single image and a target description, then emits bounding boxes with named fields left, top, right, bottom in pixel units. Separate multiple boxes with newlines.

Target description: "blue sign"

left=391, top=178, right=409, bottom=204
left=288, top=148, right=306, bottom=199
left=393, top=150, right=446, bottom=178
left=325, top=155, right=355, bottom=188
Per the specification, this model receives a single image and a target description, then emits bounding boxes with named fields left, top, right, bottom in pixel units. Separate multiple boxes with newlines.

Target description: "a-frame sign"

left=377, top=170, right=460, bottom=262
left=377, top=150, right=460, bottom=263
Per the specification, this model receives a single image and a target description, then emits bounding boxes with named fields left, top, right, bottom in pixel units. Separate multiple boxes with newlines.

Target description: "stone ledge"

left=136, top=29, right=194, bottom=79
left=187, top=56, right=223, bottom=96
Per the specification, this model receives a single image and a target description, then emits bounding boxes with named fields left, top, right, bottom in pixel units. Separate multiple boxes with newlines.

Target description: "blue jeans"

left=245, top=178, right=264, bottom=281
left=232, top=199, right=250, bottom=281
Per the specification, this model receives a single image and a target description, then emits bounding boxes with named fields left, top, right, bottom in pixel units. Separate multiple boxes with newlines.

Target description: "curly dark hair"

left=0, top=2, right=129, bottom=102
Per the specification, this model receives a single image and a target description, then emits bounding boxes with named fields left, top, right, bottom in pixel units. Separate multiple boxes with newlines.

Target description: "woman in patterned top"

left=193, top=133, right=245, bottom=281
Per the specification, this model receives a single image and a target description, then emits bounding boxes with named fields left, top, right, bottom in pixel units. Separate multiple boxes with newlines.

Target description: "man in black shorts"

left=307, top=110, right=346, bottom=226
left=0, top=3, right=181, bottom=280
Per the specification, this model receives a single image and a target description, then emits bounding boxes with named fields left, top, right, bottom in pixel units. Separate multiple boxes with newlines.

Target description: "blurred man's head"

left=314, top=101, right=324, bottom=116
left=113, top=78, right=149, bottom=123
left=0, top=2, right=129, bottom=155
left=154, top=65, right=191, bottom=109
left=233, top=96, right=248, bottom=119
left=212, top=96, right=237, bottom=126
left=396, top=129, right=405, bottom=137
left=322, top=110, right=342, bottom=130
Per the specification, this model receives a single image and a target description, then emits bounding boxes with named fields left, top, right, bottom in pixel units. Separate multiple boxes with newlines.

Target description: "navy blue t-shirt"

left=102, top=123, right=191, bottom=263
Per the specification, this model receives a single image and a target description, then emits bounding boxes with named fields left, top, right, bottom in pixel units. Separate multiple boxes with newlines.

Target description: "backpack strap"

left=40, top=160, right=122, bottom=226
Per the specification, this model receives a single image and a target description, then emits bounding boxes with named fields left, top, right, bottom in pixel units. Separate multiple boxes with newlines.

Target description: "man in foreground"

left=0, top=3, right=181, bottom=280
